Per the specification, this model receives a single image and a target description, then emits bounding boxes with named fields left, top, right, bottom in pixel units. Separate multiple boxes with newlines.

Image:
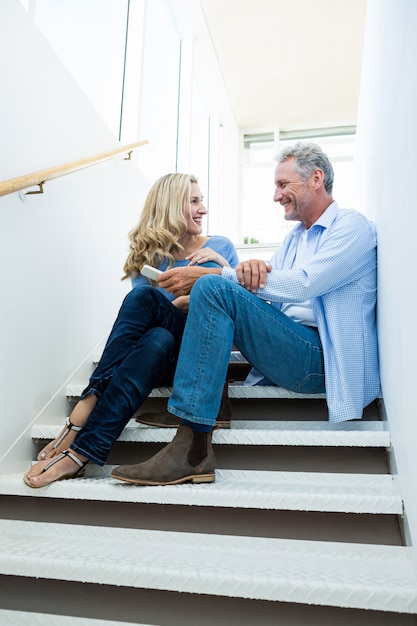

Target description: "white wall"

left=356, top=0, right=417, bottom=551
left=0, top=0, right=240, bottom=473
left=0, top=0, right=148, bottom=469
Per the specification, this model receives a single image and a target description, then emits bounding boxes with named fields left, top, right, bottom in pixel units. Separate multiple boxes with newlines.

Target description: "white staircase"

left=0, top=373, right=416, bottom=624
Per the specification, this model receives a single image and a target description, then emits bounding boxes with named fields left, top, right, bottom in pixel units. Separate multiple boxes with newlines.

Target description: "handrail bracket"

left=25, top=182, right=45, bottom=195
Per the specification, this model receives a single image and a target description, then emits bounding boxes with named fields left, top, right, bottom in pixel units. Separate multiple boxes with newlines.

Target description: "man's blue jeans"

left=71, top=285, right=186, bottom=465
left=168, top=274, right=325, bottom=427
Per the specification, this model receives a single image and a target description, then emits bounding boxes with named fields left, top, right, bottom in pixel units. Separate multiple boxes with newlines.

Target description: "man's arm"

left=160, top=258, right=272, bottom=297
left=255, top=211, right=377, bottom=304
left=158, top=266, right=222, bottom=296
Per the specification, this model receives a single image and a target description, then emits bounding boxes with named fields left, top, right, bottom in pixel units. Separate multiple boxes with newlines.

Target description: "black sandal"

left=24, top=450, right=88, bottom=489
left=37, top=416, right=82, bottom=461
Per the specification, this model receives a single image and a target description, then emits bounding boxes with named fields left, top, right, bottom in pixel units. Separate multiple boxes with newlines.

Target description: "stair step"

left=92, top=349, right=250, bottom=365
left=0, top=610, right=150, bottom=626
left=0, top=468, right=401, bottom=514
left=66, top=383, right=326, bottom=400
left=0, top=519, right=415, bottom=613
left=32, top=419, right=390, bottom=448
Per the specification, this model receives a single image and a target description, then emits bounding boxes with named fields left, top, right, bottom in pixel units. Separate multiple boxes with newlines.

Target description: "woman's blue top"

left=131, top=235, right=239, bottom=302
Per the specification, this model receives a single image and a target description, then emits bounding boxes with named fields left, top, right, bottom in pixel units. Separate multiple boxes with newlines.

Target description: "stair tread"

left=32, top=419, right=390, bottom=448
left=0, top=610, right=150, bottom=626
left=66, top=383, right=327, bottom=400
left=0, top=519, right=415, bottom=613
left=0, top=468, right=402, bottom=514
left=93, top=349, right=249, bottom=365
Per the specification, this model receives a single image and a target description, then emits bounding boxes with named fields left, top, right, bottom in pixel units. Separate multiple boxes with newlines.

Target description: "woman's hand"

left=235, top=259, right=271, bottom=293
left=186, top=247, right=230, bottom=267
left=172, top=295, right=190, bottom=313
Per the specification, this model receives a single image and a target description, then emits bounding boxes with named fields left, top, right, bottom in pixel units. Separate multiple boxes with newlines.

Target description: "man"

left=111, top=141, right=380, bottom=486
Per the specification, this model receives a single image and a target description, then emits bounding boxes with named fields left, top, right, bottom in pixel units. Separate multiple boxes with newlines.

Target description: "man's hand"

left=159, top=266, right=221, bottom=296
left=235, top=259, right=271, bottom=293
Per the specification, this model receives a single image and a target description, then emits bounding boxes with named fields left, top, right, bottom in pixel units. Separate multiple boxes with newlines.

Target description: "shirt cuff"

left=221, top=266, right=239, bottom=283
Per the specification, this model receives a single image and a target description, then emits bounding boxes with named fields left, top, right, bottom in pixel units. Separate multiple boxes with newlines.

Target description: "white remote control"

left=141, top=264, right=163, bottom=280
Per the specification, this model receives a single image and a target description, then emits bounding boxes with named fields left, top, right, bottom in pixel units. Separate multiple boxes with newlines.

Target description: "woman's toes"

left=37, top=442, right=56, bottom=462
left=24, top=470, right=42, bottom=487
left=25, top=473, right=38, bottom=486
left=26, top=465, right=43, bottom=479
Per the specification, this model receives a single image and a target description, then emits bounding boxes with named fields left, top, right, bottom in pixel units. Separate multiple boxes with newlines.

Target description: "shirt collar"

left=311, top=200, right=339, bottom=230
left=290, top=201, right=339, bottom=239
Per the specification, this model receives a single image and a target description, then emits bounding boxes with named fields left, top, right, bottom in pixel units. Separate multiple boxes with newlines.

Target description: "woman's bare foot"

left=24, top=448, right=88, bottom=488
left=37, top=394, right=98, bottom=461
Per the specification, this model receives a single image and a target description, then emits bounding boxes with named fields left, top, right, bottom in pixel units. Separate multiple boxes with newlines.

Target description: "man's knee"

left=191, top=273, right=225, bottom=300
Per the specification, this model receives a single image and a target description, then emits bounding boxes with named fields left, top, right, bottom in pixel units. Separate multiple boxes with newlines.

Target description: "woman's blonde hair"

left=122, top=173, right=197, bottom=281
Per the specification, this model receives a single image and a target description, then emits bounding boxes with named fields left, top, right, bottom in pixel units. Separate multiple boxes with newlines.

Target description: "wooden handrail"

left=0, top=139, right=148, bottom=198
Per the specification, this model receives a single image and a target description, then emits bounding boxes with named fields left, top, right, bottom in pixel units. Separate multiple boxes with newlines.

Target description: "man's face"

left=273, top=157, right=313, bottom=222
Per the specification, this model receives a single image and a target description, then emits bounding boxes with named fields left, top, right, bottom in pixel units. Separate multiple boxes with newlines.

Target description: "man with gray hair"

left=111, top=141, right=380, bottom=486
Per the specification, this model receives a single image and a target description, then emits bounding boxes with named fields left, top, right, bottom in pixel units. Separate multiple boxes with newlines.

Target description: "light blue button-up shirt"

left=223, top=202, right=380, bottom=422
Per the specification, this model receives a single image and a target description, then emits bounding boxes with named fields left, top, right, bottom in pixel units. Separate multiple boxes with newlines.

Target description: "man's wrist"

left=197, top=267, right=222, bottom=276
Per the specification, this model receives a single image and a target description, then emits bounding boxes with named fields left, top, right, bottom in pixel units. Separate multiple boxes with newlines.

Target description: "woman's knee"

left=145, top=327, right=176, bottom=357
left=123, top=284, right=158, bottom=307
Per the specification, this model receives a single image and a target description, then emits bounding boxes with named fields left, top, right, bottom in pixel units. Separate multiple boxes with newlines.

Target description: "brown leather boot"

left=110, top=425, right=215, bottom=486
left=135, top=382, right=232, bottom=429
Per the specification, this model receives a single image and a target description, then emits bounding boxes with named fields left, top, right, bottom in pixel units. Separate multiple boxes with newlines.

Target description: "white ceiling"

left=200, top=0, right=368, bottom=132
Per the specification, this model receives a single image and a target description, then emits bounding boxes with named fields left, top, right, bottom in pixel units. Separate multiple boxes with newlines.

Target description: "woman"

left=24, top=173, right=238, bottom=488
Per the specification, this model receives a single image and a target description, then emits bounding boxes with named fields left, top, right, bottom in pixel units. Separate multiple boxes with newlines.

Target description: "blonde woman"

left=24, top=173, right=238, bottom=488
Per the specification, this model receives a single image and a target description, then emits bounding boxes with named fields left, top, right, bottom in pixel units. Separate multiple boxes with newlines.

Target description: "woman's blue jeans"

left=168, top=274, right=325, bottom=426
left=71, top=285, right=186, bottom=465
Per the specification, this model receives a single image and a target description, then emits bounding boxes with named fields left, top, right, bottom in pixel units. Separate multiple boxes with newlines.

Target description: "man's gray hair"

left=276, top=141, right=334, bottom=194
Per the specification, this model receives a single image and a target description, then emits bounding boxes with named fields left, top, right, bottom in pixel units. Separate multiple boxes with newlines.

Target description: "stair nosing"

left=66, top=383, right=327, bottom=400
left=31, top=419, right=390, bottom=448
left=0, top=520, right=415, bottom=613
left=0, top=610, right=150, bottom=626
left=0, top=467, right=402, bottom=514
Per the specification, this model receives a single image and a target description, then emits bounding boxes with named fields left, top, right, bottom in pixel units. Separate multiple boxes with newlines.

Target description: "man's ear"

left=311, top=168, right=324, bottom=189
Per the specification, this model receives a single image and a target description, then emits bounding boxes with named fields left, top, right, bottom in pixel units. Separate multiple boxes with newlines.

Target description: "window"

left=240, top=128, right=357, bottom=246
left=34, top=0, right=129, bottom=138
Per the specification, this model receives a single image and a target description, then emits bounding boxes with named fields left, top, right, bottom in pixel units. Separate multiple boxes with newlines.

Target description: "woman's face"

left=184, top=182, right=207, bottom=235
